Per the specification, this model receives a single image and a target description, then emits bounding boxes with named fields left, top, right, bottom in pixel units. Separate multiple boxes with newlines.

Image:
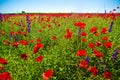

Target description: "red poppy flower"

left=66, top=28, right=70, bottom=33
left=35, top=43, right=44, bottom=49
left=102, top=36, right=108, bottom=41
left=36, top=38, right=41, bottom=43
left=103, top=71, right=112, bottom=79
left=80, top=32, right=87, bottom=36
left=30, top=39, right=34, bottom=43
left=36, top=56, right=43, bottom=62
left=96, top=41, right=102, bottom=46
left=46, top=17, right=50, bottom=22
left=22, top=32, right=27, bottom=37
left=0, top=58, right=8, bottom=65
left=64, top=31, right=72, bottom=39
left=33, top=47, right=39, bottom=54
left=101, top=27, right=107, bottom=34
left=94, top=32, right=99, bottom=36
left=93, top=50, right=103, bottom=58
left=0, top=66, right=3, bottom=70
left=52, top=36, right=57, bottom=40
left=76, top=50, right=87, bottom=57
left=12, top=42, right=19, bottom=47
left=14, top=22, right=17, bottom=25
left=19, top=40, right=28, bottom=46
left=33, top=43, right=44, bottom=54
left=41, top=18, right=44, bottom=21
left=104, top=41, right=112, bottom=48
left=17, top=30, right=22, bottom=35
left=88, top=66, right=98, bottom=76
left=10, top=31, right=15, bottom=36
left=0, top=30, right=5, bottom=36
left=90, top=26, right=97, bottom=34
left=74, top=22, right=86, bottom=29
left=57, top=23, right=60, bottom=27
left=0, top=72, right=12, bottom=80
left=48, top=24, right=52, bottom=28
left=81, top=38, right=87, bottom=42
left=26, top=27, right=29, bottom=31
left=88, top=43, right=95, bottom=49
left=38, top=29, right=42, bottom=32
left=20, top=54, right=28, bottom=60
left=42, top=70, right=53, bottom=80
left=3, top=40, right=10, bottom=45
left=79, top=60, right=88, bottom=68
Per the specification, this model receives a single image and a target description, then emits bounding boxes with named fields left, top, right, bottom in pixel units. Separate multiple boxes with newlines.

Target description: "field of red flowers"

left=0, top=13, right=120, bottom=80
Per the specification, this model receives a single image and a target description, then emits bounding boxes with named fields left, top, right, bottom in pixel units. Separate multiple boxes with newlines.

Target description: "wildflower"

left=36, top=38, right=41, bottom=43
left=0, top=66, right=3, bottom=70
left=33, top=43, right=44, bottom=54
left=0, top=58, right=8, bottom=65
left=17, top=30, right=22, bottom=35
left=0, top=72, right=12, bottom=80
left=102, top=36, right=108, bottom=41
left=66, top=28, right=70, bottom=33
left=20, top=54, right=28, bottom=60
left=48, top=24, right=51, bottom=28
left=3, top=40, right=10, bottom=45
left=30, top=39, right=34, bottom=43
left=0, top=30, right=5, bottom=36
left=79, top=60, right=88, bottom=68
left=64, top=29, right=72, bottom=39
left=10, top=31, right=15, bottom=36
left=33, top=47, right=39, bottom=54
left=46, top=17, right=50, bottom=22
left=88, top=66, right=98, bottom=76
left=93, top=50, right=103, bottom=58
left=103, top=71, right=112, bottom=79
left=19, top=40, right=28, bottom=46
left=101, top=27, right=107, bottom=34
left=38, top=29, right=42, bottom=32
left=42, top=70, right=53, bottom=80
left=88, top=43, right=94, bottom=49
left=52, top=36, right=57, bottom=40
left=80, top=32, right=87, bottom=36
left=12, top=41, right=19, bottom=47
left=9, top=31, right=16, bottom=39
left=108, top=21, right=114, bottom=32
left=112, top=50, right=119, bottom=61
left=94, top=32, right=99, bottom=36
left=81, top=38, right=87, bottom=42
left=22, top=32, right=27, bottom=37
left=104, top=41, right=112, bottom=48
left=26, top=15, right=31, bottom=33
left=90, top=26, right=97, bottom=34
left=76, top=49, right=87, bottom=57
left=42, top=26, right=46, bottom=29
left=74, top=22, right=86, bottom=29
left=36, top=56, right=43, bottom=62
left=14, top=35, right=18, bottom=41
left=85, top=56, right=90, bottom=62
left=96, top=41, right=102, bottom=46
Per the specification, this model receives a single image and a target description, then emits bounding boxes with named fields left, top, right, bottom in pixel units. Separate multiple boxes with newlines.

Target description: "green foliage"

left=0, top=14, right=120, bottom=80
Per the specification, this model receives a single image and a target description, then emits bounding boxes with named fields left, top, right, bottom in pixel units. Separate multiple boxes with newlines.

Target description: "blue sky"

left=0, top=0, right=120, bottom=13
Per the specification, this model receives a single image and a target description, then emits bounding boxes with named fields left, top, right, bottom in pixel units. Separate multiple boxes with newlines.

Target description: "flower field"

left=0, top=13, right=120, bottom=80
